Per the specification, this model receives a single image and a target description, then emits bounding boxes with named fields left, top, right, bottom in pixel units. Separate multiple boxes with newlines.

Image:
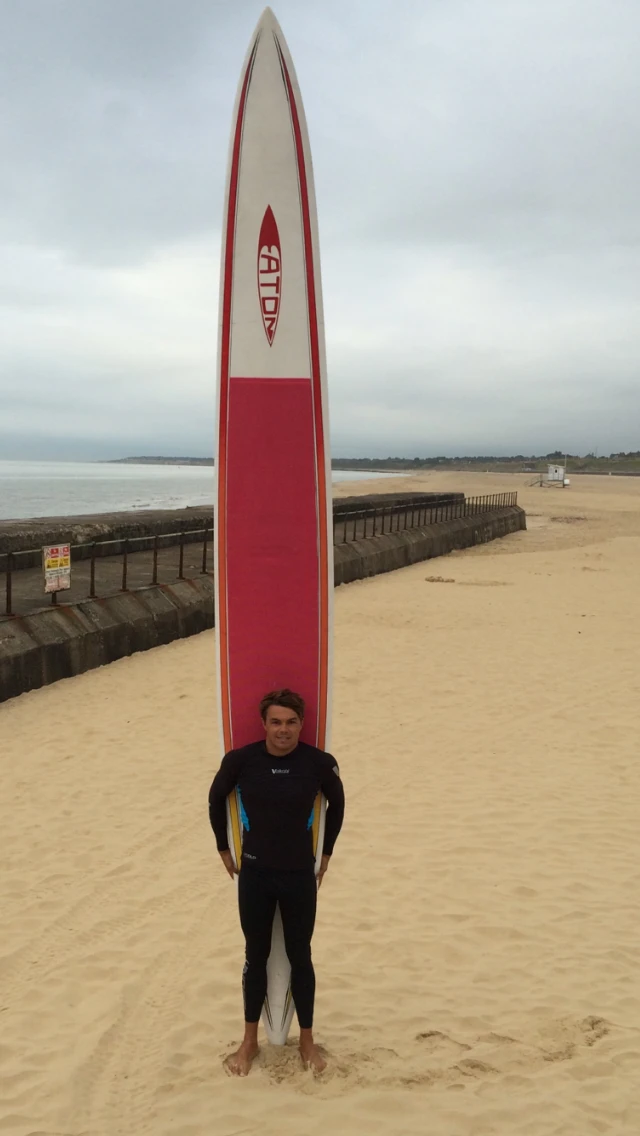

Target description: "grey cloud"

left=314, top=3, right=640, bottom=257
left=0, top=0, right=638, bottom=459
left=0, top=1, right=247, bottom=262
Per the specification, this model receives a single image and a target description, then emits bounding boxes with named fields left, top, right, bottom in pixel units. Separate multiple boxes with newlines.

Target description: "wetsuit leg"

left=237, top=866, right=277, bottom=1023
left=276, top=869, right=317, bottom=1030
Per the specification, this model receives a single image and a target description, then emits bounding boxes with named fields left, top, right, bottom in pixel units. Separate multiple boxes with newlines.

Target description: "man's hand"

left=219, top=850, right=238, bottom=880
left=317, top=854, right=331, bottom=889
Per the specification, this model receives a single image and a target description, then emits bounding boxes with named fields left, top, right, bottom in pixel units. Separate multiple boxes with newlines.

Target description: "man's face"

left=263, top=705, right=303, bottom=754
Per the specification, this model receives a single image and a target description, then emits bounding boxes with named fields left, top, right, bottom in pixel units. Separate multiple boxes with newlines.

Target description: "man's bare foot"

left=224, top=1039, right=259, bottom=1077
left=299, top=1030, right=327, bottom=1073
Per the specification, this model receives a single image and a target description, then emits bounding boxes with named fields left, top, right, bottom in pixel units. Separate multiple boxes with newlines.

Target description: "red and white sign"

left=43, top=544, right=71, bottom=593
left=257, top=206, right=281, bottom=345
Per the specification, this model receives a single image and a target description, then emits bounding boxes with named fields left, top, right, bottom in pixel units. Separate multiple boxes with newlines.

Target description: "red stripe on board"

left=225, top=378, right=320, bottom=747
left=275, top=38, right=330, bottom=749
left=217, top=40, right=259, bottom=754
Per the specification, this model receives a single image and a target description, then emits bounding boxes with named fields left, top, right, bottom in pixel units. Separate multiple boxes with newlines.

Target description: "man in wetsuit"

left=208, top=687, right=345, bottom=1077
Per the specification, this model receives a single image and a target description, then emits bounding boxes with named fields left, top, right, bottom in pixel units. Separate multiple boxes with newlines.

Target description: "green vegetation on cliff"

left=331, top=452, right=640, bottom=475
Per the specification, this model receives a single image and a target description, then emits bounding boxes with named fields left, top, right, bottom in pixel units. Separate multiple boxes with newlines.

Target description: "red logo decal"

left=258, top=206, right=281, bottom=345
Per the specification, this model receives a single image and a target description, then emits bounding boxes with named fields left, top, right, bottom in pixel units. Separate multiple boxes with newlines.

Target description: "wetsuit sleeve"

left=318, top=753, right=345, bottom=856
left=208, top=750, right=243, bottom=852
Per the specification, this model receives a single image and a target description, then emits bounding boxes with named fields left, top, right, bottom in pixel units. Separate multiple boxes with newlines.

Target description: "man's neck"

left=264, top=741, right=298, bottom=757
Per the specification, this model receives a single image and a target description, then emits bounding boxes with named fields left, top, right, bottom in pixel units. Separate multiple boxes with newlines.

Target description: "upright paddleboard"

left=214, top=7, right=333, bottom=1046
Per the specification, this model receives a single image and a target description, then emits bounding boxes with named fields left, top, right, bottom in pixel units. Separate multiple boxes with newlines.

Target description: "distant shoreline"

left=103, top=456, right=640, bottom=477
left=104, top=457, right=214, bottom=466
left=102, top=458, right=398, bottom=474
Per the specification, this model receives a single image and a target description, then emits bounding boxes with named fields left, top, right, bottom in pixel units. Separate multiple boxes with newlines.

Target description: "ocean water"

left=0, top=461, right=401, bottom=521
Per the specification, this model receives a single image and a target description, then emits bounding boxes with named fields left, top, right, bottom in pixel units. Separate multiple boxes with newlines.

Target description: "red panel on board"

left=224, top=377, right=320, bottom=748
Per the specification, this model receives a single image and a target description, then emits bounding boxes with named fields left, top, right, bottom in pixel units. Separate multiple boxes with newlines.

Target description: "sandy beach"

left=2, top=471, right=640, bottom=1136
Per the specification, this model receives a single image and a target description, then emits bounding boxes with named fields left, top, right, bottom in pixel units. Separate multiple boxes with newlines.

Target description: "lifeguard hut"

left=531, top=464, right=570, bottom=488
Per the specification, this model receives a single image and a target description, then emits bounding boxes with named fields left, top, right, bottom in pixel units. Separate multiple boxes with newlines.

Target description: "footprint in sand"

left=455, top=1057, right=499, bottom=1076
left=415, top=1030, right=471, bottom=1055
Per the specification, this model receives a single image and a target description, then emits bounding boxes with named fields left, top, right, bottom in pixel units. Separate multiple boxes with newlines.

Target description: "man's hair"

left=259, top=688, right=305, bottom=722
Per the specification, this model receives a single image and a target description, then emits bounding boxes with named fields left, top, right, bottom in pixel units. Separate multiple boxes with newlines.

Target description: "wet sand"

left=2, top=472, right=640, bottom=1135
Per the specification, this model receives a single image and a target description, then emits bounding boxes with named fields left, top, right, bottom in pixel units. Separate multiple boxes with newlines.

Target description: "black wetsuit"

left=208, top=740, right=345, bottom=1028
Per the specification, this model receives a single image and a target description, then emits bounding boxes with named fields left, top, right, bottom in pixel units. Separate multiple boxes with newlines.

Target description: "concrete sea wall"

left=0, top=507, right=525, bottom=703
left=0, top=578, right=215, bottom=705
left=0, top=494, right=464, bottom=571
left=0, top=507, right=215, bottom=571
left=334, top=506, right=525, bottom=585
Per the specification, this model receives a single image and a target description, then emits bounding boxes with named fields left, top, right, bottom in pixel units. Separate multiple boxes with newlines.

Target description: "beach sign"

left=43, top=544, right=71, bottom=594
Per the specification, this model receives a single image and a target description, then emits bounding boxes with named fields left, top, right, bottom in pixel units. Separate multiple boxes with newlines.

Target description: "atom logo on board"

left=257, top=206, right=281, bottom=345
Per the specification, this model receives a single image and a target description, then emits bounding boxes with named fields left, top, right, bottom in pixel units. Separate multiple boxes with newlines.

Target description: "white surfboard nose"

left=255, top=7, right=281, bottom=35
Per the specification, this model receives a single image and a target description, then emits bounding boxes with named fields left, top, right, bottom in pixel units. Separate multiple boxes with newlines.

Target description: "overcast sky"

left=0, top=0, right=638, bottom=460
